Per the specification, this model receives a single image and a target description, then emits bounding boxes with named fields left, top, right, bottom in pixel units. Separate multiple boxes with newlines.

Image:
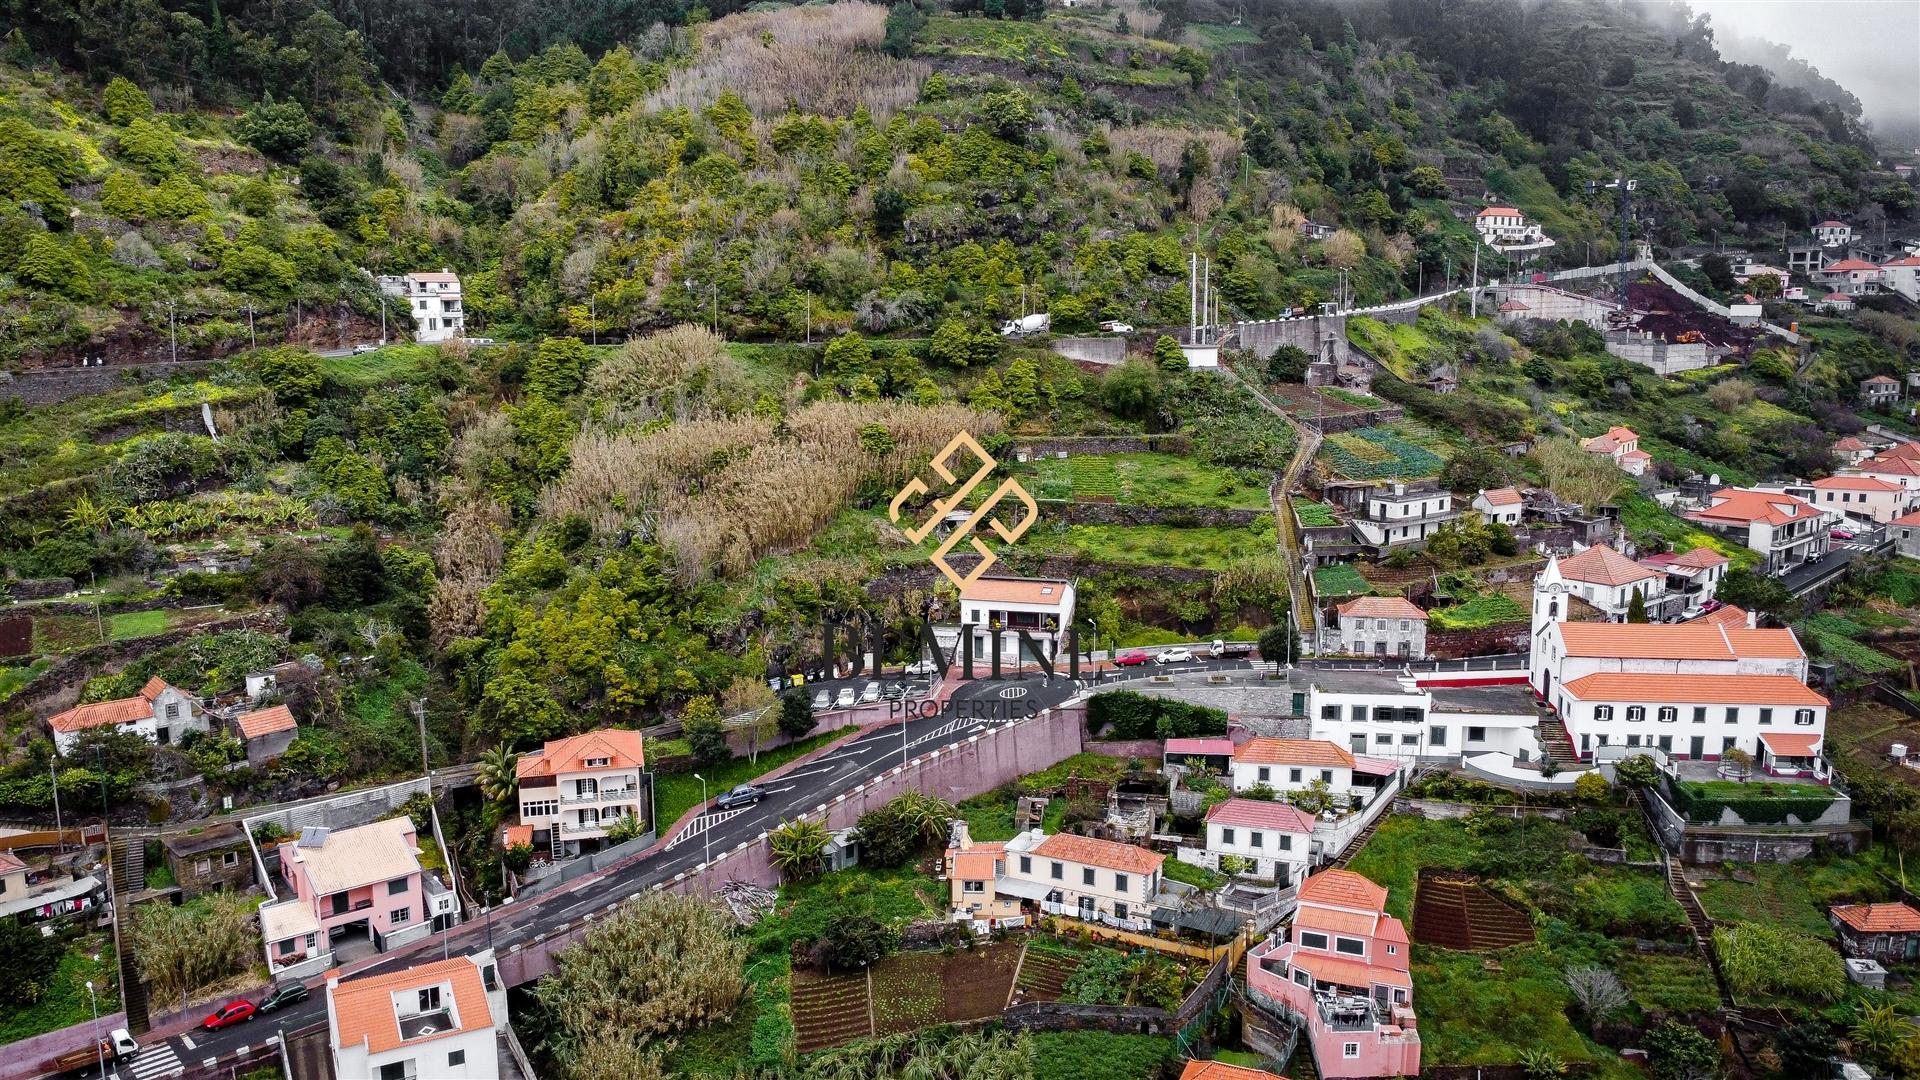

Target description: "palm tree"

left=768, top=818, right=831, bottom=882
left=890, top=790, right=958, bottom=848
left=475, top=746, right=520, bottom=810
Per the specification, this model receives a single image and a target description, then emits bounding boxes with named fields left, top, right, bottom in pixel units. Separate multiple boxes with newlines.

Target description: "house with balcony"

left=949, top=576, right=1076, bottom=666
left=1579, top=426, right=1651, bottom=476
left=1245, top=869, right=1418, bottom=1079
left=1304, top=668, right=1539, bottom=763
left=1814, top=259, right=1884, bottom=295
left=944, top=823, right=1166, bottom=931
left=1330, top=597, right=1428, bottom=660
left=515, top=728, right=649, bottom=861
left=1530, top=542, right=1669, bottom=631
left=1683, top=487, right=1829, bottom=575
left=376, top=270, right=467, bottom=343
left=1349, top=481, right=1459, bottom=552
left=0, top=850, right=103, bottom=924
left=1474, top=206, right=1550, bottom=250
left=259, top=817, right=433, bottom=980
left=1635, top=546, right=1729, bottom=619
left=45, top=676, right=207, bottom=754
left=1231, top=738, right=1358, bottom=800
left=327, top=950, right=508, bottom=1080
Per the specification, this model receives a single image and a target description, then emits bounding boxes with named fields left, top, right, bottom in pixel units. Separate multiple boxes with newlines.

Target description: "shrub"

left=1085, top=690, right=1227, bottom=740
left=1714, top=922, right=1846, bottom=1002
left=1573, top=771, right=1610, bottom=803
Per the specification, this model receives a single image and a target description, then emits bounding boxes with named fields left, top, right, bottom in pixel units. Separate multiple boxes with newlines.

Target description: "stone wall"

left=1401, top=800, right=1572, bottom=822
left=1013, top=435, right=1193, bottom=457
left=1049, top=337, right=1128, bottom=366
left=1233, top=315, right=1350, bottom=364
left=0, top=362, right=212, bottom=406
left=1001, top=1001, right=1172, bottom=1035
left=1426, top=623, right=1531, bottom=660
left=1082, top=739, right=1164, bottom=760
left=1054, top=503, right=1267, bottom=528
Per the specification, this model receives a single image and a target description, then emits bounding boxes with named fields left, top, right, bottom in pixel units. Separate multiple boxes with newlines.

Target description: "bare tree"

left=1562, top=964, right=1629, bottom=1036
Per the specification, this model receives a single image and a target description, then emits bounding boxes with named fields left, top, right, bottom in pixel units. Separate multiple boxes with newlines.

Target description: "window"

left=1400, top=620, right=1411, bottom=631
left=1373, top=707, right=1394, bottom=721
left=1220, top=827, right=1236, bottom=846
left=1279, top=834, right=1292, bottom=850
left=1250, top=832, right=1264, bottom=849
left=522, top=799, right=558, bottom=818
left=1320, top=770, right=1334, bottom=783
left=1321, top=705, right=1340, bottom=720
left=1658, top=707, right=1677, bottom=723
left=1335, top=937, right=1365, bottom=956
left=1050, top=861, right=1063, bottom=880
left=1795, top=709, right=1816, bottom=726
left=1019, top=855, right=1032, bottom=874
left=1114, top=873, right=1130, bottom=893
left=388, top=878, right=409, bottom=896
left=1626, top=706, right=1646, bottom=722
left=1289, top=768, right=1303, bottom=783
left=391, top=906, right=411, bottom=925
left=418, top=986, right=441, bottom=1012
left=1430, top=726, right=1447, bottom=746
left=585, top=756, right=609, bottom=768
left=1293, top=969, right=1312, bottom=988
left=277, top=939, right=295, bottom=957
left=1594, top=705, right=1614, bottom=721
left=1693, top=707, right=1707, bottom=724
left=1257, top=766, right=1271, bottom=783
left=1350, top=705, right=1365, bottom=723
left=195, top=858, right=211, bottom=876
left=1113, top=901, right=1128, bottom=921
left=1376, top=619, right=1388, bottom=630
left=1386, top=944, right=1397, bottom=956
left=1343, top=1043, right=1360, bottom=1060
left=1082, top=867, right=1095, bottom=886
left=1299, top=931, right=1329, bottom=950
left=448, top=1051, right=465, bottom=1068
left=963, top=880, right=985, bottom=893
left=1726, top=707, right=1739, bottom=724
left=380, top=1063, right=409, bottom=1080
left=1375, top=734, right=1393, bottom=745
left=223, top=851, right=240, bottom=867
left=1759, top=708, right=1773, bottom=726
left=1467, top=726, right=1486, bottom=742
left=1401, top=733, right=1418, bottom=745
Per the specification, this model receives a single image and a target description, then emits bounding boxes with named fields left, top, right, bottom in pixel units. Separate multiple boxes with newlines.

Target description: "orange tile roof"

left=1692, top=487, right=1822, bottom=526
left=1688, top=604, right=1750, bottom=628
left=1478, top=206, right=1521, bottom=217
left=1557, top=544, right=1661, bottom=587
left=330, top=955, right=493, bottom=1056
left=960, top=577, right=1072, bottom=606
left=501, top=824, right=533, bottom=849
left=1479, top=487, right=1523, bottom=506
left=1179, top=1062, right=1291, bottom=1080
left=1723, top=628, right=1808, bottom=659
left=1832, top=902, right=1920, bottom=934
left=516, top=728, right=646, bottom=779
left=234, top=704, right=296, bottom=740
left=1561, top=673, right=1826, bottom=706
left=1289, top=948, right=1411, bottom=990
left=1759, top=731, right=1822, bottom=757
left=951, top=842, right=1006, bottom=880
left=1828, top=260, right=1883, bottom=273
left=1297, top=869, right=1389, bottom=911
left=47, top=696, right=155, bottom=733
left=1554, top=621, right=1801, bottom=661
left=1581, top=426, right=1638, bottom=453
left=0, top=852, right=26, bottom=876
left=1859, top=454, right=1920, bottom=477
left=1882, top=441, right=1920, bottom=462
left=1894, top=510, right=1920, bottom=526
left=1671, top=547, right=1730, bottom=570
left=1812, top=475, right=1904, bottom=492
left=1031, top=833, right=1164, bottom=875
left=1834, top=437, right=1872, bottom=452
left=1235, top=738, right=1356, bottom=769
left=1334, top=597, right=1427, bottom=621
left=1205, top=799, right=1317, bottom=833
left=1294, top=905, right=1380, bottom=937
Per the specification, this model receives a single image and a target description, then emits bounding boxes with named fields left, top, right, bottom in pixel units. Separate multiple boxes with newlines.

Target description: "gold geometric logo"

left=888, top=431, right=1039, bottom=590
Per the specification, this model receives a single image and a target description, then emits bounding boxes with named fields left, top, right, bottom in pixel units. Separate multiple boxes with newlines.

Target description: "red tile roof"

left=1165, top=737, right=1236, bottom=758
left=1825, top=292, right=1855, bottom=302
left=1289, top=948, right=1412, bottom=991
left=1557, top=544, right=1661, bottom=587
left=1479, top=487, right=1523, bottom=506
left=234, top=704, right=296, bottom=740
left=1205, top=799, right=1316, bottom=833
left=1832, top=902, right=1920, bottom=934
left=0, top=852, right=26, bottom=876
left=1297, top=868, right=1389, bottom=911
left=1893, top=510, right=1920, bottom=526
left=516, top=728, right=646, bottom=779
left=1859, top=454, right=1920, bottom=477
left=1671, top=547, right=1730, bottom=570
left=1497, top=299, right=1530, bottom=312
left=1691, top=487, right=1822, bottom=527
left=1834, top=437, right=1872, bottom=452
left=1031, top=832, right=1164, bottom=875
left=1561, top=673, right=1827, bottom=706
left=1553, top=622, right=1802, bottom=661
left=1580, top=426, right=1638, bottom=453
left=501, top=824, right=533, bottom=849
left=1759, top=731, right=1823, bottom=757
left=1817, top=220, right=1849, bottom=228
left=1334, top=596, right=1427, bottom=621
left=1478, top=206, right=1521, bottom=217
left=1179, top=1061, right=1290, bottom=1080
left=1812, top=475, right=1904, bottom=492
left=1688, top=604, right=1750, bottom=628
left=330, top=955, right=493, bottom=1056
left=1235, top=738, right=1356, bottom=769
left=960, top=577, right=1071, bottom=606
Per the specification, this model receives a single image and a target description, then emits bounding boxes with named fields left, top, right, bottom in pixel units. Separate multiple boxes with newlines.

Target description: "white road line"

left=179, top=1035, right=195, bottom=1050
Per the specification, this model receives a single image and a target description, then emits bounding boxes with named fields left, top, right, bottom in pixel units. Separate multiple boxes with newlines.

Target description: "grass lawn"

left=0, top=932, right=119, bottom=1044
left=1695, top=853, right=1899, bottom=939
left=957, top=790, right=1019, bottom=842
left=653, top=726, right=858, bottom=828
left=1033, top=523, right=1273, bottom=571
left=1027, top=453, right=1269, bottom=510
left=108, top=609, right=168, bottom=641
left=33, top=614, right=102, bottom=653
left=318, top=344, right=434, bottom=385
left=0, top=660, right=51, bottom=705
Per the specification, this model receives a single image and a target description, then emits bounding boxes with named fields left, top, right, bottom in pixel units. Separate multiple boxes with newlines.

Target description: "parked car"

left=49, top=1030, right=137, bottom=1076
left=715, top=784, right=764, bottom=809
left=904, top=658, right=940, bottom=677
left=1156, top=647, right=1195, bottom=664
left=882, top=683, right=906, bottom=701
left=461, top=336, right=497, bottom=346
left=811, top=689, right=830, bottom=711
left=256, top=982, right=310, bottom=1014
left=1831, top=528, right=1856, bottom=540
left=203, top=1000, right=256, bottom=1030
left=1099, top=320, right=1135, bottom=334
left=858, top=681, right=881, bottom=704
left=351, top=342, right=381, bottom=354
left=1113, top=651, right=1151, bottom=666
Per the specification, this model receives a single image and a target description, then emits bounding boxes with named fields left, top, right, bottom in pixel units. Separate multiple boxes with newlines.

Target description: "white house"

left=1305, top=668, right=1539, bottom=763
left=1882, top=255, right=1920, bottom=302
left=1813, top=220, right=1855, bottom=247
left=1530, top=543, right=1666, bottom=636
left=378, top=270, right=467, bottom=343
left=1195, top=799, right=1315, bottom=887
left=955, top=576, right=1075, bottom=665
left=1474, top=207, right=1550, bottom=249
left=1819, top=292, right=1857, bottom=313
left=1807, top=474, right=1915, bottom=524
left=1862, top=375, right=1902, bottom=408
left=327, top=951, right=507, bottom=1080
left=1892, top=510, right=1920, bottom=559
left=1580, top=426, right=1652, bottom=476
left=1845, top=444, right=1920, bottom=494
left=1231, top=737, right=1356, bottom=798
left=1471, top=487, right=1524, bottom=526
left=45, top=677, right=208, bottom=754
left=515, top=728, right=648, bottom=860
left=1833, top=436, right=1877, bottom=466
left=1350, top=481, right=1459, bottom=551
left=1331, top=596, right=1428, bottom=660
left=945, top=825, right=1165, bottom=929
left=1684, top=487, right=1829, bottom=575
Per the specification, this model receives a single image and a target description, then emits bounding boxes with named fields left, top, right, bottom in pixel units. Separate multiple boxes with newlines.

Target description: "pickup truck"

left=1207, top=639, right=1255, bottom=659
left=48, top=1029, right=137, bottom=1076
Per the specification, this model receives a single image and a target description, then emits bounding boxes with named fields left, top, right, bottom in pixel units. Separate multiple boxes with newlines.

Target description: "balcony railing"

left=560, top=818, right=630, bottom=835
left=1317, top=995, right=1383, bottom=1032
left=560, top=788, right=640, bottom=805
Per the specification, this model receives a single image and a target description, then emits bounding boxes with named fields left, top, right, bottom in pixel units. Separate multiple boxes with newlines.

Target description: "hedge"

left=1085, top=690, right=1228, bottom=740
left=1668, top=780, right=1836, bottom=825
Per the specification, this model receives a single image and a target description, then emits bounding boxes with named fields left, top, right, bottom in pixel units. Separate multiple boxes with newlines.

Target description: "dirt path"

left=1220, top=365, right=1320, bottom=639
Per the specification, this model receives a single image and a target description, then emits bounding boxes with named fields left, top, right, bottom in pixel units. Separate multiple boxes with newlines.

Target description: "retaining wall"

left=1053, top=503, right=1267, bottom=528
left=1013, top=435, right=1193, bottom=457
left=1050, top=337, right=1128, bottom=365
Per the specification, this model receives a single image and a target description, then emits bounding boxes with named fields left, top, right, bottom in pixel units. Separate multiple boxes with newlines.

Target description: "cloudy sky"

left=1677, top=0, right=1920, bottom=129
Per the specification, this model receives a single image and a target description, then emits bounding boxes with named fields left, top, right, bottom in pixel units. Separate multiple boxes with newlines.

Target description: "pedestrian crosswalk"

left=123, top=1041, right=184, bottom=1080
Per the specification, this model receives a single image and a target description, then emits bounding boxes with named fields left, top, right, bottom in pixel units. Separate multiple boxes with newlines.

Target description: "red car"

left=203, top=1000, right=256, bottom=1029
left=1113, top=651, right=1151, bottom=667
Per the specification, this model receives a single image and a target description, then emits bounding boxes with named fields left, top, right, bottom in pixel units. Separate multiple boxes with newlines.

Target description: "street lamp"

left=483, top=895, right=515, bottom=952
left=92, top=747, right=123, bottom=1015
left=86, top=980, right=103, bottom=1080
left=692, top=774, right=712, bottom=869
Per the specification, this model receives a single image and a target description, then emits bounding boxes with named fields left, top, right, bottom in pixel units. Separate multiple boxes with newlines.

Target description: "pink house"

left=260, top=817, right=427, bottom=977
left=1245, top=869, right=1418, bottom=1078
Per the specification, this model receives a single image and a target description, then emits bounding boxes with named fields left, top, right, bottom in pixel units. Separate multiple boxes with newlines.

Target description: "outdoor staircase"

left=1666, top=860, right=1714, bottom=945
left=1535, top=713, right=1577, bottom=764
left=1221, top=363, right=1320, bottom=643
left=110, top=834, right=144, bottom=894
left=118, top=939, right=149, bottom=1032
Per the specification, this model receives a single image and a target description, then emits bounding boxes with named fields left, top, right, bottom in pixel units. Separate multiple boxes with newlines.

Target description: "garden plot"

left=1412, top=870, right=1535, bottom=950
left=1029, top=453, right=1270, bottom=510
left=1312, top=562, right=1371, bottom=599
left=1015, top=946, right=1082, bottom=1003
left=792, top=942, right=1024, bottom=1052
left=1318, top=423, right=1447, bottom=480
left=790, top=968, right=872, bottom=1053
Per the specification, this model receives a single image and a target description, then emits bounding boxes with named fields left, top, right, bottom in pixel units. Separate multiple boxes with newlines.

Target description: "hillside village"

left=2, top=0, right=1920, bottom=1078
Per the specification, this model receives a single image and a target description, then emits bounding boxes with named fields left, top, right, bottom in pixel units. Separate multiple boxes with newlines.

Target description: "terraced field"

left=790, top=968, right=871, bottom=1053
left=1412, top=871, right=1536, bottom=951
left=1319, top=422, right=1449, bottom=480
left=792, top=942, right=1026, bottom=1052
left=1015, top=946, right=1082, bottom=1003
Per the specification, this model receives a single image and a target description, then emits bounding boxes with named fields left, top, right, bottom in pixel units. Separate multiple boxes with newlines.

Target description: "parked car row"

left=202, top=980, right=311, bottom=1032
left=1112, top=640, right=1252, bottom=667
left=811, top=680, right=920, bottom=710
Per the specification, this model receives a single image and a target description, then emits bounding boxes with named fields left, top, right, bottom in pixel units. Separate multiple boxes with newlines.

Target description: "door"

left=1350, top=735, right=1366, bottom=755
left=1078, top=897, right=1095, bottom=920
left=1658, top=736, right=1673, bottom=753
left=1689, top=736, right=1704, bottom=759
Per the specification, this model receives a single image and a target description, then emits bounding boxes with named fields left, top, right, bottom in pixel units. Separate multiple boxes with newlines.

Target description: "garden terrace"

left=1662, top=778, right=1840, bottom=826
left=1022, top=453, right=1270, bottom=510
left=1412, top=869, right=1536, bottom=950
left=1317, top=423, right=1449, bottom=481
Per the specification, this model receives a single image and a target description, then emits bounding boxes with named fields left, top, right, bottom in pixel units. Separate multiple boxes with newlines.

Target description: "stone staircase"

left=1535, top=713, right=1577, bottom=764
left=110, top=834, right=144, bottom=894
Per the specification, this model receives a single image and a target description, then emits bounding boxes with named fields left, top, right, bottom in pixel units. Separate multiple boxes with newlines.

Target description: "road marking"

left=125, top=1042, right=185, bottom=1080
left=179, top=1035, right=195, bottom=1050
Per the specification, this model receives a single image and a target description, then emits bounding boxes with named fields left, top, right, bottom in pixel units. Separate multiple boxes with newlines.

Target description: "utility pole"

left=411, top=699, right=430, bottom=778
left=167, top=301, right=178, bottom=363
left=89, top=571, right=104, bottom=644
left=1469, top=244, right=1481, bottom=318
left=379, top=294, right=387, bottom=345
left=805, top=292, right=812, bottom=345
left=49, top=759, right=64, bottom=853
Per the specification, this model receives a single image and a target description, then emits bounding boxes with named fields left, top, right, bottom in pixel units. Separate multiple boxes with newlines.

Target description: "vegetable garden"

left=789, top=941, right=1026, bottom=1052
left=1320, top=424, right=1446, bottom=480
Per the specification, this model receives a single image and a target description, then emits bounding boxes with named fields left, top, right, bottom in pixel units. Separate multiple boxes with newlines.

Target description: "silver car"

left=835, top=686, right=856, bottom=708
left=811, top=689, right=830, bottom=711
left=858, top=681, right=881, bottom=704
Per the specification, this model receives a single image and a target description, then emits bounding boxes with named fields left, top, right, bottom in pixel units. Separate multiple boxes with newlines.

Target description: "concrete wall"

left=1234, top=315, right=1352, bottom=363
left=1491, top=284, right=1620, bottom=326
left=1051, top=337, right=1128, bottom=365
left=1604, top=332, right=1712, bottom=374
